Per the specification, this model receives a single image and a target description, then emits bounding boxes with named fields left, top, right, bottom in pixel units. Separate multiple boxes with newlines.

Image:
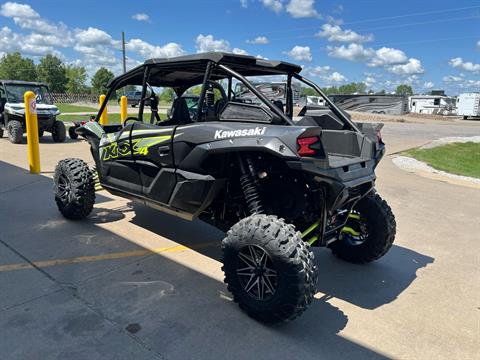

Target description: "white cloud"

left=240, top=0, right=249, bottom=8
left=196, top=34, right=230, bottom=53
left=285, top=45, right=312, bottom=62
left=246, top=36, right=269, bottom=44
left=0, top=2, right=36, bottom=17
left=75, top=27, right=113, bottom=46
left=423, top=81, right=434, bottom=89
left=316, top=24, right=373, bottom=43
left=368, top=47, right=407, bottom=67
left=327, top=43, right=374, bottom=61
left=326, top=71, right=346, bottom=83
left=132, top=13, right=149, bottom=22
left=232, top=47, right=248, bottom=55
left=286, top=0, right=320, bottom=18
left=443, top=75, right=464, bottom=82
left=477, top=40, right=480, bottom=49
left=0, top=26, right=21, bottom=53
left=127, top=39, right=185, bottom=58
left=260, top=0, right=283, bottom=14
left=364, top=75, right=376, bottom=88
left=0, top=2, right=64, bottom=34
left=387, top=58, right=424, bottom=75
left=304, top=65, right=331, bottom=76
left=448, top=57, right=480, bottom=73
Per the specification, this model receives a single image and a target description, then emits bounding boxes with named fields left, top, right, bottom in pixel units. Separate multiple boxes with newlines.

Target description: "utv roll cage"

left=98, top=52, right=359, bottom=132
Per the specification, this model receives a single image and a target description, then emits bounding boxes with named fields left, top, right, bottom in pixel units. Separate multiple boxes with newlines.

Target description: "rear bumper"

left=286, top=143, right=384, bottom=211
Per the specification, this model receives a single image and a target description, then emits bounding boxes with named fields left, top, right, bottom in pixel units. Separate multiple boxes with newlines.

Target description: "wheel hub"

left=56, top=174, right=72, bottom=203
left=236, top=245, right=277, bottom=301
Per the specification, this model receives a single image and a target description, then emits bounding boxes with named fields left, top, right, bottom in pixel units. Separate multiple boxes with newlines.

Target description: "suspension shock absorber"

left=238, top=154, right=263, bottom=214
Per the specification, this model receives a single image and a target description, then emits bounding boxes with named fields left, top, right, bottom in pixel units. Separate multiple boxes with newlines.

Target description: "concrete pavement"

left=0, top=120, right=479, bottom=359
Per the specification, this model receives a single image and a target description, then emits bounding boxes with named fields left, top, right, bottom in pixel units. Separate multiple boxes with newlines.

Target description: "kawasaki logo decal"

left=214, top=127, right=266, bottom=140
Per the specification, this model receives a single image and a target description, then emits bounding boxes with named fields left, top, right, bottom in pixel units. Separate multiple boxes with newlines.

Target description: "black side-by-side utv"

left=53, top=52, right=395, bottom=323
left=0, top=80, right=65, bottom=143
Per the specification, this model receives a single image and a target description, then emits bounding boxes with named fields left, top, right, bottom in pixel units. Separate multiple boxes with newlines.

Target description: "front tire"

left=54, top=158, right=95, bottom=220
left=68, top=126, right=78, bottom=140
left=222, top=214, right=318, bottom=323
left=51, top=121, right=66, bottom=142
left=7, top=120, right=23, bottom=144
left=329, top=192, right=396, bottom=263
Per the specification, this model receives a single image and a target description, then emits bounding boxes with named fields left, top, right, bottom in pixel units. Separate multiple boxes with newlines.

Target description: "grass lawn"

left=404, top=142, right=480, bottom=179
left=56, top=103, right=98, bottom=113
left=58, top=113, right=168, bottom=124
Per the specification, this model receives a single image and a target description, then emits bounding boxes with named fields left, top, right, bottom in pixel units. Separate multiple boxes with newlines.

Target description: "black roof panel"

left=110, top=52, right=302, bottom=88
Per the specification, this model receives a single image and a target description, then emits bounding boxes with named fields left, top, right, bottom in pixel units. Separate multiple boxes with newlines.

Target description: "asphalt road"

left=0, top=119, right=479, bottom=359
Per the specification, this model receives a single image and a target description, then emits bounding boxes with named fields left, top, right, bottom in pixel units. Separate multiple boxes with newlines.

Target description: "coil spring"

left=239, top=164, right=264, bottom=214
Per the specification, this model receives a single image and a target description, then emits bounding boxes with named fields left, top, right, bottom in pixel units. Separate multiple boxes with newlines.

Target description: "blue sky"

left=0, top=0, right=479, bottom=94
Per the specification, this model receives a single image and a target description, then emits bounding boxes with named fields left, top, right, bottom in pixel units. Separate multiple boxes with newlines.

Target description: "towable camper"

left=456, top=93, right=480, bottom=119
left=409, top=95, right=456, bottom=116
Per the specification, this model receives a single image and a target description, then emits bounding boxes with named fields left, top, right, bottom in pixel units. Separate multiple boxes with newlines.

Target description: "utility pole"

left=121, top=31, right=127, bottom=74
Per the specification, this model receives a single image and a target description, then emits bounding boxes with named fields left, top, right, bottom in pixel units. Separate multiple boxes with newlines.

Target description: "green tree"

left=395, top=84, right=414, bottom=96
left=37, top=55, right=67, bottom=92
left=376, top=89, right=386, bottom=95
left=300, top=87, right=318, bottom=96
left=91, top=67, right=114, bottom=95
left=337, top=82, right=367, bottom=94
left=65, top=65, right=87, bottom=93
left=0, top=52, right=37, bottom=81
left=159, top=87, right=175, bottom=103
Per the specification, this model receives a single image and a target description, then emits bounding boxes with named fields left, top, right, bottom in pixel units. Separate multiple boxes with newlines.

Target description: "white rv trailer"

left=456, top=93, right=480, bottom=119
left=329, top=94, right=408, bottom=115
left=409, top=95, right=456, bottom=115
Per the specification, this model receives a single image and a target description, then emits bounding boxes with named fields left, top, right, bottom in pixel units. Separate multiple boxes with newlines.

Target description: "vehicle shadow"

left=130, top=203, right=434, bottom=310
left=1, top=160, right=420, bottom=359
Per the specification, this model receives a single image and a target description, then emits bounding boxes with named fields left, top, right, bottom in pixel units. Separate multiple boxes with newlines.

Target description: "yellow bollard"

left=99, top=94, right=108, bottom=125
left=120, top=95, right=128, bottom=124
left=24, top=91, right=40, bottom=174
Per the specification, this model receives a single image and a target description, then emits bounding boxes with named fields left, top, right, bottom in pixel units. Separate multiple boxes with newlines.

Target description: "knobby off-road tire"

left=222, top=214, right=318, bottom=323
left=329, top=192, right=396, bottom=264
left=54, top=158, right=95, bottom=220
left=52, top=121, right=66, bottom=143
left=7, top=120, right=23, bottom=144
left=68, top=126, right=78, bottom=140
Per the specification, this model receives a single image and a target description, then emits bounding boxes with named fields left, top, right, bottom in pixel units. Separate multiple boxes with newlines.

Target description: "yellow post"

left=120, top=95, right=128, bottom=124
left=99, top=94, right=108, bottom=125
left=24, top=91, right=40, bottom=174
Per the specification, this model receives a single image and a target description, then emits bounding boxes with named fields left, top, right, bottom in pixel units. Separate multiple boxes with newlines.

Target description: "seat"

left=272, top=100, right=284, bottom=113
left=170, top=97, right=191, bottom=125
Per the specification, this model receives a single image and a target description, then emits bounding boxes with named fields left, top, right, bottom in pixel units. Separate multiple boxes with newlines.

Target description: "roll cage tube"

left=138, top=66, right=151, bottom=122
left=217, top=64, right=295, bottom=126
left=293, top=73, right=361, bottom=133
left=196, top=61, right=215, bottom=121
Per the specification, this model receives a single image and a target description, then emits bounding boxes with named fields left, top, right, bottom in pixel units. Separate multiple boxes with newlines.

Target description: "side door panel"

left=98, top=124, right=142, bottom=195
left=129, top=124, right=177, bottom=204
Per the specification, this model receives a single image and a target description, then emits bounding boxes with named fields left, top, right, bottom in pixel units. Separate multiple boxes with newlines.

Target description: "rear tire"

left=38, top=130, right=44, bottom=138
left=54, top=158, right=95, bottom=220
left=7, top=120, right=23, bottom=144
left=329, top=192, right=396, bottom=263
left=0, top=127, right=3, bottom=138
left=52, top=121, right=66, bottom=142
left=222, top=214, right=318, bottom=323
left=68, top=126, right=78, bottom=140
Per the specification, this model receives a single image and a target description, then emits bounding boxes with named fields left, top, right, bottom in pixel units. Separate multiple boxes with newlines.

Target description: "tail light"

left=297, top=136, right=320, bottom=156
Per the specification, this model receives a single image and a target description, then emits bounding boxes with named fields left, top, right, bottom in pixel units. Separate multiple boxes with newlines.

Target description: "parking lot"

left=1, top=119, right=479, bottom=360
